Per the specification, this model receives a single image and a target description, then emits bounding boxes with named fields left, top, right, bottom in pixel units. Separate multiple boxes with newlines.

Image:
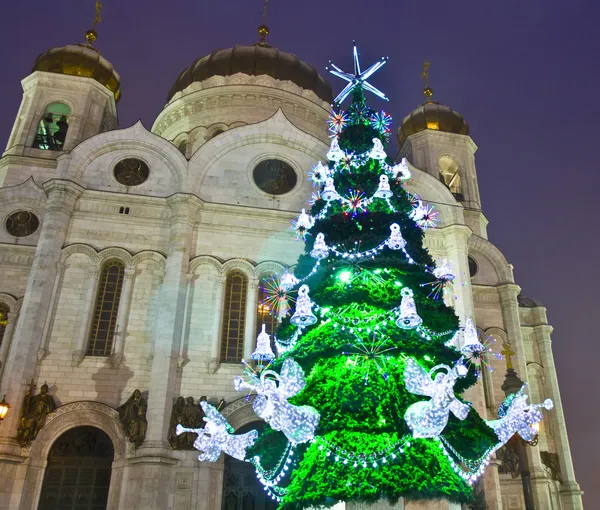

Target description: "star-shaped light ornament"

left=327, top=42, right=389, bottom=105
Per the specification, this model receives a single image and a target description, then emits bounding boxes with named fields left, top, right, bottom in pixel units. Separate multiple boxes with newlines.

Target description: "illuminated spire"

left=85, top=1, right=103, bottom=45
left=421, top=60, right=434, bottom=102
left=257, top=0, right=270, bottom=47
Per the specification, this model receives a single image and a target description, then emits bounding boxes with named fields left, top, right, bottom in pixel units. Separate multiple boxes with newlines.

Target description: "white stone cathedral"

left=0, top=23, right=584, bottom=510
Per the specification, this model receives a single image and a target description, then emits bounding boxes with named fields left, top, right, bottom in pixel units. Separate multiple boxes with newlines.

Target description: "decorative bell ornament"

left=409, top=200, right=426, bottom=222
left=310, top=233, right=330, bottom=260
left=251, top=324, right=275, bottom=361
left=327, top=138, right=345, bottom=162
left=369, top=138, right=387, bottom=160
left=296, top=209, right=315, bottom=230
left=280, top=270, right=298, bottom=291
left=386, top=223, right=407, bottom=251
left=374, top=174, right=393, bottom=199
left=433, top=259, right=455, bottom=282
left=396, top=288, right=423, bottom=329
left=391, top=157, right=411, bottom=181
left=310, top=161, right=329, bottom=184
left=290, top=285, right=317, bottom=326
left=461, top=318, right=484, bottom=355
left=321, top=178, right=338, bottom=201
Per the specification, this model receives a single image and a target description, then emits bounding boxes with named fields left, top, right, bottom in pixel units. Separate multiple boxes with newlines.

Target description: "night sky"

left=0, top=0, right=597, bottom=505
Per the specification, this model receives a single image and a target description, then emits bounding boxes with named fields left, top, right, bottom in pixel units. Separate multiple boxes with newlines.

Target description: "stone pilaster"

left=0, top=313, right=18, bottom=380
left=0, top=180, right=83, bottom=441
left=535, top=324, right=583, bottom=510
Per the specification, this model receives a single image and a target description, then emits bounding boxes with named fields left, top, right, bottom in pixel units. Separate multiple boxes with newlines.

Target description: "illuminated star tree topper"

left=327, top=42, right=389, bottom=104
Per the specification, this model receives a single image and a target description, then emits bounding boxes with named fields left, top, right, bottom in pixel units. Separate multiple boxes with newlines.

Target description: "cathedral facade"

left=0, top=28, right=583, bottom=510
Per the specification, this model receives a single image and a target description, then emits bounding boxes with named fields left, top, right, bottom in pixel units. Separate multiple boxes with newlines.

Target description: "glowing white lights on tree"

left=176, top=401, right=258, bottom=462
left=421, top=259, right=456, bottom=300
left=234, top=358, right=320, bottom=444
left=342, top=333, right=397, bottom=384
left=290, top=284, right=317, bottom=326
left=327, top=138, right=345, bottom=162
left=404, top=358, right=470, bottom=438
left=391, top=158, right=411, bottom=181
left=396, top=288, right=423, bottom=329
left=321, top=177, right=339, bottom=201
left=486, top=385, right=553, bottom=446
left=260, top=275, right=296, bottom=321
left=328, top=111, right=348, bottom=134
left=369, top=138, right=387, bottom=160
left=290, top=209, right=315, bottom=240
left=310, top=233, right=330, bottom=260
left=374, top=174, right=393, bottom=199
left=386, top=223, right=407, bottom=251
left=252, top=324, right=275, bottom=361
left=308, top=161, right=329, bottom=186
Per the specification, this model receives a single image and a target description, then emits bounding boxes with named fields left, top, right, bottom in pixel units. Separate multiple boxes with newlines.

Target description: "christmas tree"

left=178, top=44, right=553, bottom=509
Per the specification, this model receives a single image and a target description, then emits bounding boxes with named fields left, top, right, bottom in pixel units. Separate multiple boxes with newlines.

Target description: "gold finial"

left=501, top=342, right=516, bottom=370
left=85, top=1, right=103, bottom=45
left=257, top=0, right=270, bottom=46
left=422, top=60, right=433, bottom=101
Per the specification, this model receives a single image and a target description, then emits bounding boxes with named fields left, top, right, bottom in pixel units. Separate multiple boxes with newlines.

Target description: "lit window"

left=220, top=270, right=248, bottom=363
left=32, top=102, right=71, bottom=151
left=0, top=303, right=9, bottom=349
left=87, top=260, right=125, bottom=356
left=438, top=155, right=462, bottom=196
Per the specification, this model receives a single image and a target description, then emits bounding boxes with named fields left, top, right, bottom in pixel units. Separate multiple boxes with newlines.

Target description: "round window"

left=253, top=159, right=298, bottom=195
left=113, top=158, right=149, bottom=187
left=468, top=256, right=478, bottom=278
left=5, top=210, right=40, bottom=237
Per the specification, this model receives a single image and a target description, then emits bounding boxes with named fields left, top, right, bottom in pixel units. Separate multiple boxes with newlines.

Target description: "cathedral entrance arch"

left=37, top=426, right=114, bottom=510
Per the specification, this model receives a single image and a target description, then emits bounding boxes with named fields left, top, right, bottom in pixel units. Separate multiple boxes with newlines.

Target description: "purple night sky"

left=0, top=0, right=597, bottom=505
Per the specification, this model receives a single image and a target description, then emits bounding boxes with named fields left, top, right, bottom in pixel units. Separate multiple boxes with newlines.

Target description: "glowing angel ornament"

left=390, top=157, right=411, bottom=181
left=396, top=288, right=423, bottom=329
left=310, top=233, right=330, bottom=260
left=321, top=177, right=339, bottom=201
left=386, top=223, right=407, bottom=251
left=327, top=138, right=345, bottom=162
left=404, top=358, right=470, bottom=438
left=369, top=138, right=387, bottom=160
left=486, top=385, right=553, bottom=446
left=461, top=318, right=484, bottom=355
left=234, top=358, right=320, bottom=444
left=176, top=401, right=258, bottom=462
left=290, top=285, right=317, bottom=326
left=252, top=324, right=275, bottom=361
left=374, top=174, right=393, bottom=199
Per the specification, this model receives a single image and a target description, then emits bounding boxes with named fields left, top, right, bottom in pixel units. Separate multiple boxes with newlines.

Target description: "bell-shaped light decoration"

left=386, top=223, right=407, bottom=251
left=396, top=288, right=422, bottom=329
left=321, top=177, right=339, bottom=202
left=369, top=138, right=387, bottom=160
left=296, top=209, right=315, bottom=230
left=310, top=233, right=330, bottom=260
left=461, top=318, right=484, bottom=354
left=327, top=138, right=345, bottom=162
left=309, top=161, right=329, bottom=184
left=409, top=200, right=426, bottom=222
left=290, top=285, right=317, bottom=326
left=391, top=157, right=411, bottom=181
left=280, top=270, right=298, bottom=291
left=433, top=259, right=455, bottom=282
left=374, top=174, right=393, bottom=199
left=252, top=324, right=275, bottom=361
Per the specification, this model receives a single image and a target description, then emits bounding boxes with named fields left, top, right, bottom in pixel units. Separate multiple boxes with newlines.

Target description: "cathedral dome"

left=167, top=43, right=332, bottom=103
left=33, top=43, right=121, bottom=102
left=398, top=100, right=469, bottom=147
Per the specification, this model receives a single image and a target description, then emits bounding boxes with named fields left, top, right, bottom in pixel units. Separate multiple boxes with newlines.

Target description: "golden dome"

left=33, top=43, right=121, bottom=102
left=398, top=100, right=469, bottom=147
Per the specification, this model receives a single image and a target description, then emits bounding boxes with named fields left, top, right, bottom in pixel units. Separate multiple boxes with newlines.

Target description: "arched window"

left=87, top=260, right=125, bottom=357
left=33, top=102, right=71, bottom=151
left=438, top=155, right=462, bottom=197
left=220, top=270, right=248, bottom=363
left=256, top=274, right=280, bottom=339
left=0, top=303, right=9, bottom=348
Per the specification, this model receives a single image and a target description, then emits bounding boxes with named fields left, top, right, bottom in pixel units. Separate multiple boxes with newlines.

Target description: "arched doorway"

left=37, top=426, right=114, bottom=510
left=221, top=423, right=278, bottom=510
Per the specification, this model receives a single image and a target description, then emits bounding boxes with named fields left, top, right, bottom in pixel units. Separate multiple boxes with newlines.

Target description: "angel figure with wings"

left=176, top=401, right=258, bottom=462
left=234, top=358, right=320, bottom=444
left=486, top=384, right=553, bottom=446
left=404, top=358, right=471, bottom=438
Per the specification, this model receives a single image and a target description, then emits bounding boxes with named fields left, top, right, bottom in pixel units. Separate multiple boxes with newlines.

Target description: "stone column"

left=243, top=278, right=259, bottom=360
left=0, top=313, right=18, bottom=379
left=37, top=262, right=65, bottom=362
left=208, top=274, right=225, bottom=374
left=497, top=284, right=551, bottom=509
left=73, top=268, right=100, bottom=364
left=535, top=323, right=583, bottom=510
left=0, top=180, right=82, bottom=440
left=110, top=266, right=136, bottom=367
left=130, top=194, right=201, bottom=510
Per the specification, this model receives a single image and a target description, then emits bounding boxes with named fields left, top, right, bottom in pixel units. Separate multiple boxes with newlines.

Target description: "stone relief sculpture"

left=168, top=396, right=207, bottom=449
left=541, top=451, right=562, bottom=482
left=117, top=389, right=147, bottom=449
left=497, top=443, right=520, bottom=478
left=16, top=381, right=56, bottom=446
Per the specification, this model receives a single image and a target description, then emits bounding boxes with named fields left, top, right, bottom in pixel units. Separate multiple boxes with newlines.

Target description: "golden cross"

left=257, top=0, right=270, bottom=45
left=93, top=1, right=103, bottom=30
left=501, top=342, right=516, bottom=370
left=263, top=0, right=269, bottom=26
left=421, top=61, right=431, bottom=88
left=0, top=313, right=7, bottom=327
